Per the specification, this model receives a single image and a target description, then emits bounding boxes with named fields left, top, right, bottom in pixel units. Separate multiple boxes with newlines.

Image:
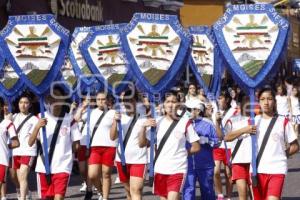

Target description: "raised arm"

left=110, top=112, right=121, bottom=141
left=138, top=118, right=156, bottom=148
left=28, top=118, right=47, bottom=147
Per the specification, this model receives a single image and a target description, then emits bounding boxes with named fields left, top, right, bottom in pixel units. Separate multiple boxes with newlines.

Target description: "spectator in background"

left=290, top=85, right=300, bottom=138
left=276, top=84, right=290, bottom=117
left=198, top=88, right=207, bottom=103
left=186, top=83, right=199, bottom=101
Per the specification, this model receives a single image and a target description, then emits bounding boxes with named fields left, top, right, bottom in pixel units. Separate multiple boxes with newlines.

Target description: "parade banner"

left=213, top=4, right=289, bottom=90
left=0, top=14, right=70, bottom=95
left=80, top=23, right=130, bottom=95
left=213, top=3, right=289, bottom=183
left=0, top=47, right=24, bottom=102
left=69, top=26, right=97, bottom=88
left=59, top=58, right=79, bottom=100
left=0, top=14, right=70, bottom=180
left=80, top=23, right=131, bottom=169
left=0, top=61, right=24, bottom=102
left=121, top=13, right=191, bottom=183
left=188, top=26, right=221, bottom=96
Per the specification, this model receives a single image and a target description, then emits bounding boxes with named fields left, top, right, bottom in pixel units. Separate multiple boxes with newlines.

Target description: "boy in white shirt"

left=29, top=86, right=81, bottom=200
left=139, top=91, right=200, bottom=200
left=12, top=95, right=39, bottom=200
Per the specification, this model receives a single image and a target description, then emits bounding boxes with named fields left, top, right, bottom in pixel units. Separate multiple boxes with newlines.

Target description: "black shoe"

left=84, top=191, right=93, bottom=200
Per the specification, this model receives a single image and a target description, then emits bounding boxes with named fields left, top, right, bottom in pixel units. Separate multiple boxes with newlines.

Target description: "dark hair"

left=123, top=89, right=138, bottom=101
left=52, top=85, right=68, bottom=96
left=276, top=84, right=287, bottom=96
left=219, top=88, right=232, bottom=102
left=188, top=83, right=197, bottom=89
left=163, top=90, right=180, bottom=102
left=18, top=93, right=32, bottom=103
left=258, top=85, right=276, bottom=99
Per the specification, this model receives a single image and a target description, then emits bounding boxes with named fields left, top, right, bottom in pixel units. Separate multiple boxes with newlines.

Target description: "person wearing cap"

left=183, top=99, right=220, bottom=200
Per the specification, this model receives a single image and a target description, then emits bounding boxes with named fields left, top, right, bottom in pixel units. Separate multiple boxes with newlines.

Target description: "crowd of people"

left=0, top=76, right=299, bottom=200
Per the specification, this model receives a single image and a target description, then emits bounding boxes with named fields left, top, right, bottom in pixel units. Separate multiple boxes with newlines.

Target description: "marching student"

left=224, top=96, right=256, bottom=200
left=212, top=89, right=239, bottom=200
left=139, top=91, right=200, bottom=200
left=28, top=86, right=81, bottom=200
left=289, top=85, right=300, bottom=137
left=12, top=94, right=39, bottom=200
left=276, top=84, right=290, bottom=117
left=73, top=95, right=93, bottom=195
left=84, top=91, right=116, bottom=200
left=252, top=86, right=299, bottom=200
left=183, top=100, right=220, bottom=200
left=110, top=90, right=149, bottom=200
left=0, top=98, right=20, bottom=197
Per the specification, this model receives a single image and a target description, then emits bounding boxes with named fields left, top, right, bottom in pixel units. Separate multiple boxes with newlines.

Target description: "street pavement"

left=5, top=151, right=300, bottom=200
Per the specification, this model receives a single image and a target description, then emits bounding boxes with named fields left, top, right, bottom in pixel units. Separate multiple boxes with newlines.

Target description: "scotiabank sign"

left=51, top=0, right=103, bottom=22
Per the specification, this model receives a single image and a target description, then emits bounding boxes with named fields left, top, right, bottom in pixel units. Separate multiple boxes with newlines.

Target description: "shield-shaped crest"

left=120, top=13, right=191, bottom=96
left=60, top=58, right=78, bottom=90
left=69, top=27, right=99, bottom=87
left=80, top=24, right=130, bottom=94
left=0, top=60, right=24, bottom=98
left=0, top=14, right=69, bottom=95
left=213, top=4, right=289, bottom=90
left=188, top=26, right=222, bottom=95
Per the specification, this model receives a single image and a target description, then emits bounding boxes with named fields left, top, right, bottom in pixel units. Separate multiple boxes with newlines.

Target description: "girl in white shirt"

left=0, top=98, right=19, bottom=195
left=289, top=85, right=300, bottom=137
left=110, top=90, right=148, bottom=200
left=252, top=86, right=299, bottom=200
left=12, top=95, right=38, bottom=200
left=224, top=96, right=256, bottom=200
left=275, top=84, right=290, bottom=116
left=139, top=91, right=200, bottom=200
left=29, top=86, right=81, bottom=200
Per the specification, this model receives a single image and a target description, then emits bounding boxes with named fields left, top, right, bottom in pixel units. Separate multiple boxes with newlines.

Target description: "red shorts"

left=232, top=163, right=250, bottom=184
left=37, top=173, right=70, bottom=199
left=88, top=146, right=116, bottom=167
left=213, top=148, right=231, bottom=166
left=0, top=164, right=7, bottom=183
left=252, top=173, right=285, bottom=200
left=154, top=173, right=185, bottom=198
left=77, top=146, right=87, bottom=162
left=116, top=162, right=146, bottom=183
left=12, top=156, right=35, bottom=169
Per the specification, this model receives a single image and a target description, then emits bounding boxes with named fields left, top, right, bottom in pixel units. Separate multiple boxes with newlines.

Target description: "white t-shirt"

left=276, top=95, right=289, bottom=116
left=115, top=114, right=148, bottom=164
left=82, top=109, right=117, bottom=147
left=290, top=96, right=300, bottom=116
left=150, top=116, right=200, bottom=174
left=35, top=112, right=81, bottom=174
left=78, top=111, right=87, bottom=146
left=12, top=113, right=38, bottom=156
left=228, top=115, right=252, bottom=164
left=0, top=119, right=17, bottom=166
left=254, top=115, right=297, bottom=174
left=212, top=103, right=239, bottom=149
